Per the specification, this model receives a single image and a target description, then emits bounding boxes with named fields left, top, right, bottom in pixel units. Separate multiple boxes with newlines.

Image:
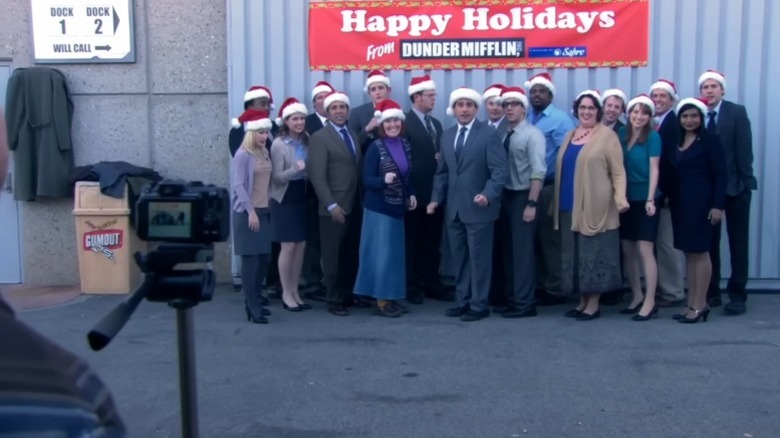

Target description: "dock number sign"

left=30, top=0, right=135, bottom=63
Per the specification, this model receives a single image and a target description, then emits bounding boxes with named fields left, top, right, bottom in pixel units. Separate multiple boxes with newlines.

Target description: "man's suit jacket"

left=485, top=117, right=509, bottom=132
left=305, top=112, right=326, bottom=136
left=657, top=110, right=679, bottom=151
left=714, top=100, right=757, bottom=196
left=404, top=109, right=443, bottom=206
left=348, top=102, right=378, bottom=154
left=432, top=119, right=508, bottom=224
left=308, top=122, right=362, bottom=216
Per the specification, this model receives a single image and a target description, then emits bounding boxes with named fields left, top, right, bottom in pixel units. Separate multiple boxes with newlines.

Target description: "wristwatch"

left=527, top=199, right=538, bottom=208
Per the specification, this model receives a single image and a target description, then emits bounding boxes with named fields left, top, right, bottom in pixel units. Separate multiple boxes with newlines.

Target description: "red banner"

left=308, top=0, right=648, bottom=71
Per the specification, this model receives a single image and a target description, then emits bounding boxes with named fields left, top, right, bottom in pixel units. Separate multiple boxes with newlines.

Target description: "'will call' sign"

left=30, top=0, right=136, bottom=63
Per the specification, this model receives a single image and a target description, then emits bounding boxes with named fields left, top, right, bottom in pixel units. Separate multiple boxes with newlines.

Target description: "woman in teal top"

left=618, top=94, right=662, bottom=321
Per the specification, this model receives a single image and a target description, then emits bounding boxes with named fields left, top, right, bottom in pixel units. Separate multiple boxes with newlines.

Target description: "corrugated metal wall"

left=227, top=0, right=779, bottom=286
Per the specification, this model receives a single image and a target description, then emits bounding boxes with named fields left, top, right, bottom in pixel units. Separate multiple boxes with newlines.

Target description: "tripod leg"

left=176, top=307, right=199, bottom=438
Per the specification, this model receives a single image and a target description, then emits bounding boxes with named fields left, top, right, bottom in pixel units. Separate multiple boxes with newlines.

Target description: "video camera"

left=88, top=179, right=232, bottom=437
left=136, top=180, right=230, bottom=244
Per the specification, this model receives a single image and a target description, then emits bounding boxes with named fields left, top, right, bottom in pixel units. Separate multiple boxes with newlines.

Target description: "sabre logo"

left=83, top=229, right=124, bottom=251
left=529, top=46, right=588, bottom=58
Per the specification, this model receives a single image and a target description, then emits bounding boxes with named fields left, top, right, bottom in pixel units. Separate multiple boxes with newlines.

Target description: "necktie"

left=707, top=111, right=717, bottom=134
left=424, top=114, right=437, bottom=149
left=455, top=126, right=467, bottom=161
left=339, top=128, right=356, bottom=158
left=503, top=130, right=514, bottom=151
left=489, top=123, right=497, bottom=130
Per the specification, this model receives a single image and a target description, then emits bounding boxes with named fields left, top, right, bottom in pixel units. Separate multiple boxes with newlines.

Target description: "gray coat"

left=432, top=119, right=508, bottom=224
left=5, top=68, right=74, bottom=201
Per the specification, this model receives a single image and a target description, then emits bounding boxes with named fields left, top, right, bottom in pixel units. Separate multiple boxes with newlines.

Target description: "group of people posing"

left=228, top=68, right=756, bottom=325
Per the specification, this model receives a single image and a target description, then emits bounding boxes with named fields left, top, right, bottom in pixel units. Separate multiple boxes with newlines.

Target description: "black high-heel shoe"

left=678, top=307, right=710, bottom=324
left=620, top=301, right=643, bottom=315
left=632, top=306, right=658, bottom=321
left=283, top=302, right=303, bottom=312
left=672, top=307, right=693, bottom=320
left=245, top=305, right=271, bottom=317
left=244, top=307, right=269, bottom=324
left=296, top=303, right=313, bottom=310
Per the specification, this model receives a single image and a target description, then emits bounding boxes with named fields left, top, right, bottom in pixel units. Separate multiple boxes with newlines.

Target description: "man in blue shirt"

left=524, top=73, right=575, bottom=305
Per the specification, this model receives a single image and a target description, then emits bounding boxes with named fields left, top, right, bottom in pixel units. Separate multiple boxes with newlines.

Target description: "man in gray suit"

left=483, top=83, right=509, bottom=131
left=348, top=70, right=391, bottom=154
left=699, top=70, right=757, bottom=315
left=427, top=87, right=508, bottom=322
left=308, top=91, right=364, bottom=317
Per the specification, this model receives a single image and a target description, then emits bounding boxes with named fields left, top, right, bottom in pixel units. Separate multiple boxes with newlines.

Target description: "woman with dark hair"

left=618, top=94, right=663, bottom=321
left=660, top=97, right=726, bottom=323
left=230, top=108, right=275, bottom=324
left=270, top=97, right=312, bottom=312
left=354, top=99, right=417, bottom=317
left=555, top=90, right=628, bottom=321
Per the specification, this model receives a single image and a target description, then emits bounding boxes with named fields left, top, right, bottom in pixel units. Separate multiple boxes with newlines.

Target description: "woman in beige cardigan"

left=554, top=90, right=628, bottom=320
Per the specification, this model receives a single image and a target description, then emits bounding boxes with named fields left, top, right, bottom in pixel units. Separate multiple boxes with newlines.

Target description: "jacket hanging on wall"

left=4, top=67, right=75, bottom=201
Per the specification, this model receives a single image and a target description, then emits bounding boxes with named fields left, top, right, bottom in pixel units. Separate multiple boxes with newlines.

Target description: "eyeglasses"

left=502, top=101, right=523, bottom=109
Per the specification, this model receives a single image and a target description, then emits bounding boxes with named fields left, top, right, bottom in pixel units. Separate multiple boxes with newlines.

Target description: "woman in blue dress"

left=354, top=99, right=417, bottom=317
left=660, top=97, right=726, bottom=324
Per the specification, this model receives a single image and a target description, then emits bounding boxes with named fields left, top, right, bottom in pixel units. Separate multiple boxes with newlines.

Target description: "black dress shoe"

left=723, top=301, right=746, bottom=315
left=501, top=307, right=538, bottom=319
left=425, top=285, right=455, bottom=302
left=576, top=310, right=601, bottom=321
left=346, top=298, right=373, bottom=309
left=619, top=301, right=643, bottom=315
left=283, top=302, right=303, bottom=312
left=327, top=304, right=349, bottom=316
left=631, top=307, right=658, bottom=321
left=445, top=305, right=469, bottom=317
left=461, top=309, right=490, bottom=322
left=564, top=308, right=582, bottom=318
left=297, top=303, right=313, bottom=310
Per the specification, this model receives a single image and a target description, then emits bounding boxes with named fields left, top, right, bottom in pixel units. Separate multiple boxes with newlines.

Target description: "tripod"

left=88, top=244, right=216, bottom=438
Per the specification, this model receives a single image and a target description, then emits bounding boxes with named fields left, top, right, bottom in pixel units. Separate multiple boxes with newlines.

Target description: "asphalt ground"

left=17, top=288, right=780, bottom=438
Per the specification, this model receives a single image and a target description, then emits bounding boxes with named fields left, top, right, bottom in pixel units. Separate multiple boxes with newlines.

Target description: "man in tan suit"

left=308, top=91, right=365, bottom=316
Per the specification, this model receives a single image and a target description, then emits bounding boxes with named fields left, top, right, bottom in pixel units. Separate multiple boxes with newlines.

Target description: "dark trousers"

left=502, top=189, right=537, bottom=311
left=536, top=183, right=562, bottom=294
left=448, top=217, right=494, bottom=312
left=319, top=210, right=362, bottom=305
left=709, top=190, right=752, bottom=303
left=404, top=206, right=444, bottom=288
left=302, top=195, right=323, bottom=285
left=242, top=254, right=270, bottom=316
left=489, top=201, right=508, bottom=305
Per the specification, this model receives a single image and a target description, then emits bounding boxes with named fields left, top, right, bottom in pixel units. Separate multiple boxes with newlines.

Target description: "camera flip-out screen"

left=147, top=201, right=193, bottom=239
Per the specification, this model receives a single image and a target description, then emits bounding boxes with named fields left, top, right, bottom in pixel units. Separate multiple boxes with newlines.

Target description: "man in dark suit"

left=650, top=79, right=686, bottom=307
left=699, top=70, right=757, bottom=315
left=300, top=80, right=334, bottom=300
left=348, top=70, right=391, bottom=154
left=403, top=75, right=447, bottom=304
left=305, top=81, right=333, bottom=136
left=602, top=88, right=627, bottom=133
left=427, top=87, right=508, bottom=322
left=483, top=84, right=509, bottom=131
left=308, top=91, right=365, bottom=316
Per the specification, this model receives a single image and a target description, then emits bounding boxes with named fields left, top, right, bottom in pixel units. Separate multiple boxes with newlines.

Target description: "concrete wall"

left=1, top=0, right=232, bottom=284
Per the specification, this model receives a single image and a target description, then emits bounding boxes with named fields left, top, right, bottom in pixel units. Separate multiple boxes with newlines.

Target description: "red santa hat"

left=311, top=80, right=335, bottom=99
left=408, top=74, right=435, bottom=96
left=626, top=94, right=656, bottom=117
left=649, top=79, right=678, bottom=100
left=364, top=69, right=391, bottom=92
left=601, top=88, right=627, bottom=107
left=244, top=85, right=274, bottom=109
left=446, top=87, right=482, bottom=116
left=231, top=108, right=272, bottom=131
left=577, top=89, right=602, bottom=107
left=698, top=69, right=727, bottom=92
left=275, top=97, right=309, bottom=126
left=676, top=97, right=709, bottom=116
left=323, top=90, right=350, bottom=110
left=373, top=99, right=406, bottom=124
left=524, top=73, right=555, bottom=95
left=482, top=83, right=506, bottom=101
left=498, top=87, right=529, bottom=109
